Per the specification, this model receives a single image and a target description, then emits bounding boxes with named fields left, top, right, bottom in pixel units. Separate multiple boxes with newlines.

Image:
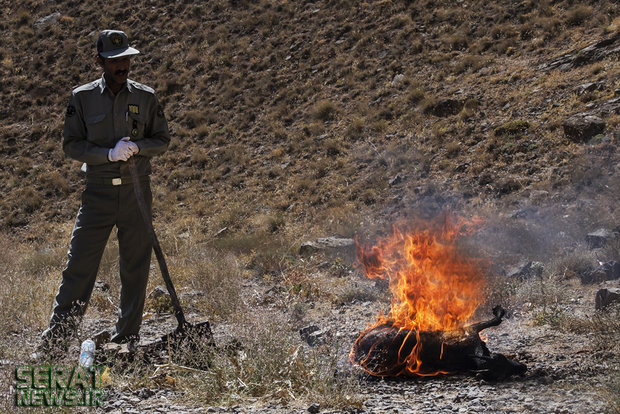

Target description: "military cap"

left=97, top=30, right=140, bottom=59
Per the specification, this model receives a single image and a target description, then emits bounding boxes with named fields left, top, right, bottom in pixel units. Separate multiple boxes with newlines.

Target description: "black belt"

left=86, top=176, right=148, bottom=186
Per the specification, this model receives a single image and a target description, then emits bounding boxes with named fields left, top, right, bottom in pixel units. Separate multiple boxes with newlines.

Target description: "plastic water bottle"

left=79, top=339, right=95, bottom=369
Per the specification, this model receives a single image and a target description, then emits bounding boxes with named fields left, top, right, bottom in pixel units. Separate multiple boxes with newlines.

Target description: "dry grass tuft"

left=566, top=5, right=593, bottom=27
left=494, top=120, right=530, bottom=136
left=312, top=100, right=338, bottom=122
left=168, top=311, right=362, bottom=408
left=0, top=236, right=65, bottom=357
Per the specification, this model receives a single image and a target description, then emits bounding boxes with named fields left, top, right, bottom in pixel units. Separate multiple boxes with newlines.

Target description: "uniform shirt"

left=63, top=75, right=170, bottom=178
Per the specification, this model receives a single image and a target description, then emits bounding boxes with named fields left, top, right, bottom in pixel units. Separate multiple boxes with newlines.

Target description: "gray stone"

left=392, top=73, right=405, bottom=85
left=507, top=261, right=544, bottom=280
left=586, top=228, right=616, bottom=249
left=581, top=261, right=620, bottom=284
left=95, top=281, right=110, bottom=292
left=595, top=288, right=620, bottom=310
left=389, top=175, right=403, bottom=186
left=540, top=32, right=620, bottom=71
left=299, top=236, right=355, bottom=256
left=509, top=208, right=538, bottom=219
left=34, top=12, right=62, bottom=29
left=576, top=82, right=604, bottom=95
left=299, top=325, right=329, bottom=346
left=308, top=403, right=321, bottom=413
left=148, top=286, right=168, bottom=300
left=584, top=96, right=620, bottom=117
left=562, top=114, right=606, bottom=142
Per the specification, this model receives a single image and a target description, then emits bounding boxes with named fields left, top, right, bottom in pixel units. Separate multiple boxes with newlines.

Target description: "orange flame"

left=351, top=212, right=487, bottom=376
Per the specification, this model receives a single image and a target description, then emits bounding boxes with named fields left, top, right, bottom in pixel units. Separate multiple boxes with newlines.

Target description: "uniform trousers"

left=45, top=178, right=152, bottom=344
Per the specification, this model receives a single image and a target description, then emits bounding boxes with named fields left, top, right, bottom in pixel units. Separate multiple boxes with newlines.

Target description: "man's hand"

left=108, top=137, right=139, bottom=162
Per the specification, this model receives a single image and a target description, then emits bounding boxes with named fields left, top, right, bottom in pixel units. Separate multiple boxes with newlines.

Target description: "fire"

left=351, top=212, right=488, bottom=376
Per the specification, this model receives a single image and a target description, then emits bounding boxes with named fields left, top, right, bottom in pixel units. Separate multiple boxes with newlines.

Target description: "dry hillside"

left=0, top=0, right=619, bottom=412
left=0, top=0, right=618, bottom=240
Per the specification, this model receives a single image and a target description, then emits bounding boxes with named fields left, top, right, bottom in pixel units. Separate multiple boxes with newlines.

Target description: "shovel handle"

left=127, top=157, right=187, bottom=328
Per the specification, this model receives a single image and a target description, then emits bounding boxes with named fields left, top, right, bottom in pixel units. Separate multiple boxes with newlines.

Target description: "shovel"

left=127, top=157, right=213, bottom=348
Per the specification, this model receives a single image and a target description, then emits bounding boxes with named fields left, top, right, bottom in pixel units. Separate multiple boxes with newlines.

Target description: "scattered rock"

left=308, top=403, right=321, bottom=413
left=424, top=99, right=464, bottom=117
left=101, top=342, right=123, bottom=353
left=34, top=12, right=62, bottom=29
left=581, top=261, right=620, bottom=284
left=506, top=261, right=544, bottom=280
left=568, top=97, right=620, bottom=130
left=540, top=32, right=620, bottom=71
left=134, top=388, right=156, bottom=399
left=392, top=73, right=405, bottom=85
left=562, top=114, right=606, bottom=142
left=147, top=286, right=173, bottom=312
left=299, top=325, right=329, bottom=346
left=586, top=228, right=617, bottom=249
left=214, top=227, right=229, bottom=237
left=300, top=325, right=319, bottom=337
left=509, top=207, right=538, bottom=219
left=576, top=82, right=604, bottom=95
left=95, top=281, right=110, bottom=292
left=389, top=174, right=403, bottom=186
left=148, top=286, right=169, bottom=300
left=299, top=236, right=355, bottom=256
left=453, top=163, right=469, bottom=173
left=595, top=288, right=620, bottom=310
left=596, top=96, right=620, bottom=115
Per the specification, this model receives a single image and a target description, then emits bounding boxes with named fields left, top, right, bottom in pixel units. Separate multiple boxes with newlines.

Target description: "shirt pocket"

left=128, top=113, right=146, bottom=141
left=85, top=113, right=111, bottom=146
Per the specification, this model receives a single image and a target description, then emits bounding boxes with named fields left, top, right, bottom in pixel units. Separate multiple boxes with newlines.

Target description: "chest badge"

left=128, top=104, right=139, bottom=115
left=131, top=119, right=139, bottom=137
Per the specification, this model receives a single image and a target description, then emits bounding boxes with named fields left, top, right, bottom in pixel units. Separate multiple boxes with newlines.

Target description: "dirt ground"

left=53, top=277, right=616, bottom=414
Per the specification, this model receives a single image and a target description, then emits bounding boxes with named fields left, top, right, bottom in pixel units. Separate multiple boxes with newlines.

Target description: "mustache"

left=115, top=70, right=128, bottom=76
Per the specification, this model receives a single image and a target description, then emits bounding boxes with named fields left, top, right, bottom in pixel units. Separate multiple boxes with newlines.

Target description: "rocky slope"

left=0, top=1, right=619, bottom=413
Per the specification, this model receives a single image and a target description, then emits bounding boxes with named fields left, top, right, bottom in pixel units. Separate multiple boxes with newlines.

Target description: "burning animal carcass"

left=349, top=213, right=526, bottom=381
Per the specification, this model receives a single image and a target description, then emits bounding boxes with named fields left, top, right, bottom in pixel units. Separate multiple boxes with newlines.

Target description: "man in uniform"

left=38, top=29, right=170, bottom=355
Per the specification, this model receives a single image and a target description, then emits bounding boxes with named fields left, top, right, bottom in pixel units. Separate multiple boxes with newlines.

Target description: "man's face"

left=100, top=56, right=131, bottom=87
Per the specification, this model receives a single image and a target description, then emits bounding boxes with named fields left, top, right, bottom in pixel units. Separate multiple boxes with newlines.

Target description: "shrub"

left=446, top=32, right=469, bottom=51
left=453, top=55, right=487, bottom=74
left=347, top=117, right=365, bottom=138
left=20, top=187, right=43, bottom=213
left=178, top=247, right=244, bottom=320
left=0, top=238, right=62, bottom=346
left=445, top=141, right=461, bottom=158
left=494, top=120, right=530, bottom=136
left=325, top=138, right=343, bottom=156
left=566, top=5, right=593, bottom=26
left=407, top=87, right=425, bottom=104
left=312, top=100, right=337, bottom=121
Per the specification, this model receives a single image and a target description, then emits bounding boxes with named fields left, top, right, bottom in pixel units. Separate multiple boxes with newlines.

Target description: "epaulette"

left=128, top=80, right=155, bottom=94
left=73, top=79, right=101, bottom=94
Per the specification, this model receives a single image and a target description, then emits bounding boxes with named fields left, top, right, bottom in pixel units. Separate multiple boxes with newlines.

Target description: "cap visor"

left=100, top=47, right=140, bottom=58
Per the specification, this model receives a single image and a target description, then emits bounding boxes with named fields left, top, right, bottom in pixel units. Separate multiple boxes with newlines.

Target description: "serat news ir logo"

left=15, top=364, right=106, bottom=407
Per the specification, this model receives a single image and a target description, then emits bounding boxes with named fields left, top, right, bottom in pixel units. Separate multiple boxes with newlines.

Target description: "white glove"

left=108, top=137, right=139, bottom=162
